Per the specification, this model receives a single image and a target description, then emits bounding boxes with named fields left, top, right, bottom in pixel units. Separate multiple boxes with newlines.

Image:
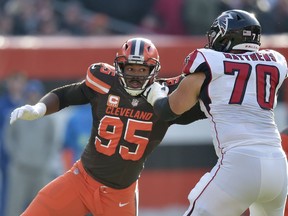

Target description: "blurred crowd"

left=0, top=1, right=288, bottom=215
left=0, top=0, right=287, bottom=36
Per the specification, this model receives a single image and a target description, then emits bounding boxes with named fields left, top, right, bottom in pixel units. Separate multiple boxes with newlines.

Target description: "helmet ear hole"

left=119, top=63, right=125, bottom=70
left=217, top=38, right=230, bottom=52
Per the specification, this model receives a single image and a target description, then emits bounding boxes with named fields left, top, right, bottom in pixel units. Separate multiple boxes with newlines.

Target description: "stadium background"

left=0, top=34, right=288, bottom=215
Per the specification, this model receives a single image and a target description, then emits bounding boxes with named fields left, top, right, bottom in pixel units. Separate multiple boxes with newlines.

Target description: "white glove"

left=143, top=82, right=169, bottom=106
left=10, top=102, right=47, bottom=124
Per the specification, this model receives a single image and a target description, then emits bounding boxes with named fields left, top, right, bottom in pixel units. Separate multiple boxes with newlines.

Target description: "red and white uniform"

left=183, top=48, right=288, bottom=216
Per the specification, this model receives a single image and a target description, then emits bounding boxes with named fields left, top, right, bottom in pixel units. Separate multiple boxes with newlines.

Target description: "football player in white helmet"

left=145, top=9, right=288, bottom=216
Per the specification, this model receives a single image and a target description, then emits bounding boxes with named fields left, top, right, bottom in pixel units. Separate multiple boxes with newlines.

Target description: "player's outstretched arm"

left=167, top=73, right=204, bottom=115
left=10, top=92, right=59, bottom=124
left=143, top=81, right=180, bottom=121
left=145, top=73, right=205, bottom=121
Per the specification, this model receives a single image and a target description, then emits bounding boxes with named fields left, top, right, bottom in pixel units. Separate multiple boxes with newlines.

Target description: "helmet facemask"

left=114, top=38, right=161, bottom=96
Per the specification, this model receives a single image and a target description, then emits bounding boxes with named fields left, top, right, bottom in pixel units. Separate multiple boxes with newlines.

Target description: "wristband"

left=35, top=102, right=47, bottom=117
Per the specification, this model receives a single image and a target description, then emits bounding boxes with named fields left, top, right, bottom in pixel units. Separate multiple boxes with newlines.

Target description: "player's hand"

left=10, top=103, right=47, bottom=124
left=142, top=82, right=169, bottom=106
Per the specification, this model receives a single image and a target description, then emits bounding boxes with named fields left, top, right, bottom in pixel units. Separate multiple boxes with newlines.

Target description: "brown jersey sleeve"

left=51, top=80, right=90, bottom=110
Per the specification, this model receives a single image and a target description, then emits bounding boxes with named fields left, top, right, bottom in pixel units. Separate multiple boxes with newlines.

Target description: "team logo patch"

left=184, top=55, right=190, bottom=66
left=107, top=95, right=120, bottom=107
left=131, top=99, right=139, bottom=107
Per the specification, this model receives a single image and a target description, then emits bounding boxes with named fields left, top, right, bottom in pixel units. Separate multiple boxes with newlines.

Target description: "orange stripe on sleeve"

left=85, top=70, right=111, bottom=94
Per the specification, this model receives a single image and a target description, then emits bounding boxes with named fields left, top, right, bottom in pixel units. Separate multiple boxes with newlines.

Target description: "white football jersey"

left=183, top=48, right=288, bottom=155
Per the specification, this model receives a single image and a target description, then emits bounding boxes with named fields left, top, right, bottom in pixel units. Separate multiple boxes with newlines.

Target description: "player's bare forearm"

left=169, top=73, right=205, bottom=115
left=39, top=92, right=60, bottom=115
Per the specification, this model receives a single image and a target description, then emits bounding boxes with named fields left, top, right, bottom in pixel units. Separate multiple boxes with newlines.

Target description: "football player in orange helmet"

left=9, top=37, right=206, bottom=216
left=115, top=38, right=161, bottom=96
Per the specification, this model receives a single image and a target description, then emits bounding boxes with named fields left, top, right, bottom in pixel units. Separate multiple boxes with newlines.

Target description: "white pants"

left=183, top=146, right=287, bottom=216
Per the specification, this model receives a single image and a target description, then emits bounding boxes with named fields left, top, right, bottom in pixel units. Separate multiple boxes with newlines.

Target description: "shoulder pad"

left=85, top=63, right=116, bottom=94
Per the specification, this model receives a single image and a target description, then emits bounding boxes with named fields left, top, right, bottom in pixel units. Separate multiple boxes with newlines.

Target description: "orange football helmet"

left=114, top=38, right=161, bottom=96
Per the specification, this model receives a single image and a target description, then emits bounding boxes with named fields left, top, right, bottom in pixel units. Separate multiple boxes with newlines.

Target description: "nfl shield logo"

left=131, top=99, right=139, bottom=107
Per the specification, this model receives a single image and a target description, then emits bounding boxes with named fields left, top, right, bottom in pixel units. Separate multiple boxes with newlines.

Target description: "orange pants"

left=21, top=160, right=138, bottom=216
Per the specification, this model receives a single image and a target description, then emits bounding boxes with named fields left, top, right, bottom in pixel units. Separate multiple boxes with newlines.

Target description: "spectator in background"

left=58, top=0, right=86, bottom=35
left=0, top=12, right=14, bottom=35
left=182, top=0, right=219, bottom=35
left=0, top=71, right=27, bottom=216
left=4, top=0, right=43, bottom=35
left=3, top=0, right=60, bottom=35
left=141, top=0, right=187, bottom=35
left=1, top=0, right=288, bottom=36
left=217, top=0, right=276, bottom=34
left=62, top=104, right=92, bottom=171
left=4, top=80, right=61, bottom=216
left=270, top=0, right=288, bottom=33
left=80, top=0, right=155, bottom=34
left=81, top=0, right=155, bottom=26
left=83, top=13, right=111, bottom=35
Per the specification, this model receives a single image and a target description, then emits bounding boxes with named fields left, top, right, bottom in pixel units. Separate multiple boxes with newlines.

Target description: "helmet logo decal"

left=184, top=55, right=190, bottom=65
left=214, top=13, right=233, bottom=36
